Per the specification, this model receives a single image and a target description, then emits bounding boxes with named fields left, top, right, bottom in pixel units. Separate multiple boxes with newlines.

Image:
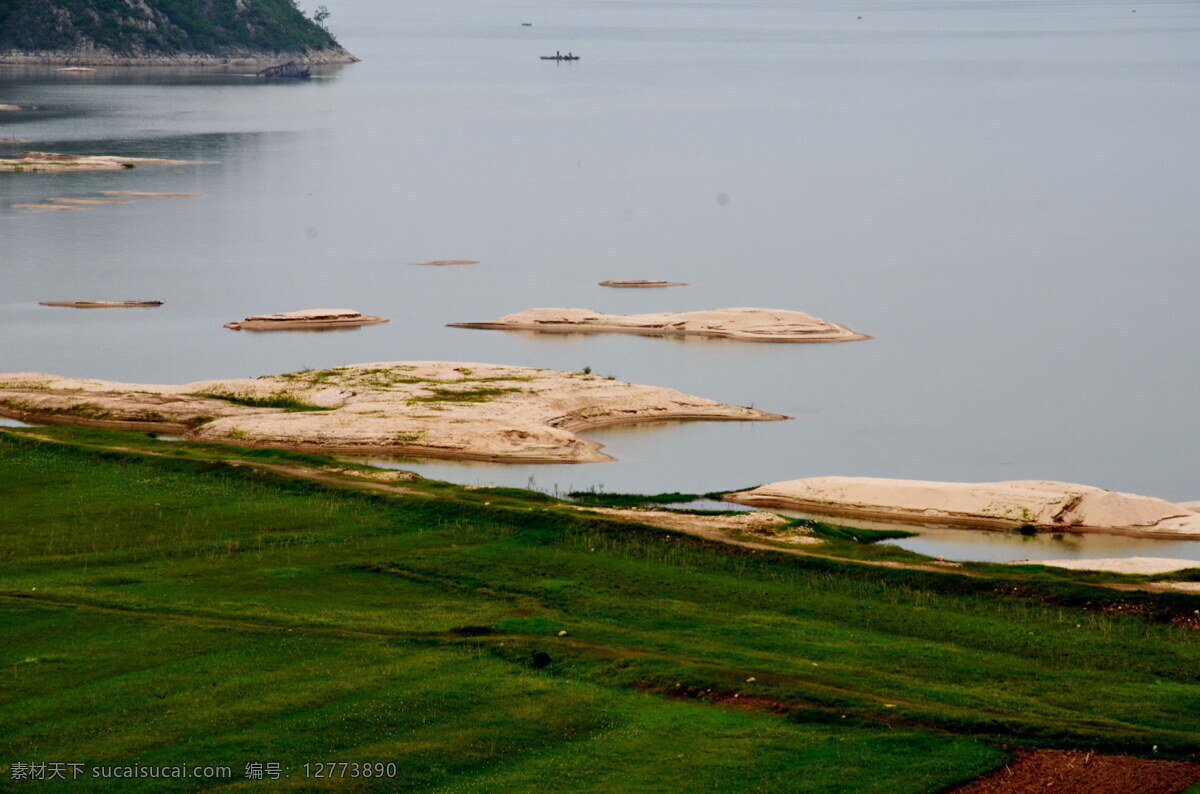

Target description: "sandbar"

left=411, top=259, right=480, bottom=266
left=1011, top=557, right=1200, bottom=575
left=47, top=197, right=132, bottom=205
left=101, top=191, right=203, bottom=198
left=39, top=300, right=163, bottom=308
left=0, top=362, right=787, bottom=462
left=224, top=308, right=389, bottom=331
left=598, top=280, right=688, bottom=288
left=0, top=104, right=22, bottom=111
left=13, top=203, right=87, bottom=211
left=451, top=307, right=870, bottom=343
left=725, top=477, right=1200, bottom=539
left=0, top=151, right=211, bottom=172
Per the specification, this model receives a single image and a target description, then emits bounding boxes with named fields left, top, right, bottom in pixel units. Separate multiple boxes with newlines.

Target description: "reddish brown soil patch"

left=657, top=683, right=793, bottom=714
left=953, top=749, right=1200, bottom=794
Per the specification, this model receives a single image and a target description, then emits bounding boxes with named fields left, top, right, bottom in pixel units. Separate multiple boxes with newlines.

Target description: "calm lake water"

left=3, top=0, right=1199, bottom=527
left=880, top=526, right=1200, bottom=564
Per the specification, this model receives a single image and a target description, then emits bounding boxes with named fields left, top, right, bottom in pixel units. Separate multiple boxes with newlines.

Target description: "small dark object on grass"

left=531, top=651, right=552, bottom=670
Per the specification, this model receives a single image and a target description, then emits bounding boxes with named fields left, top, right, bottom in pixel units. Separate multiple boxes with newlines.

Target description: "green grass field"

left=3, top=428, right=1200, bottom=791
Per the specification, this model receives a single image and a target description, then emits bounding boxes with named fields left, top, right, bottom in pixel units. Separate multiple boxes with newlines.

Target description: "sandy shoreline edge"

left=726, top=477, right=1200, bottom=540
left=0, top=49, right=357, bottom=67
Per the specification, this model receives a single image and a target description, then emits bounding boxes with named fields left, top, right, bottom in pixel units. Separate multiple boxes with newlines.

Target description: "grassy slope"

left=3, top=430, right=1200, bottom=790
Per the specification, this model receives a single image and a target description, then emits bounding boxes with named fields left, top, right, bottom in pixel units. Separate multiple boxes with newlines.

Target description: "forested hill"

left=0, top=0, right=356, bottom=64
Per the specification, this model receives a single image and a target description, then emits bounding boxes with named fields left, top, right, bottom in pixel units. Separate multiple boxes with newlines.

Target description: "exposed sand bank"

left=1013, top=557, right=1200, bottom=575
left=0, top=362, right=785, bottom=462
left=411, top=259, right=480, bottom=266
left=725, top=477, right=1200, bottom=539
left=39, top=301, right=163, bottom=308
left=450, top=307, right=871, bottom=343
left=598, top=280, right=688, bottom=288
left=1, top=151, right=212, bottom=172
left=12, top=203, right=87, bottom=211
left=101, top=191, right=203, bottom=198
left=47, top=197, right=132, bottom=205
left=224, top=309, right=389, bottom=331
left=0, top=104, right=22, bottom=111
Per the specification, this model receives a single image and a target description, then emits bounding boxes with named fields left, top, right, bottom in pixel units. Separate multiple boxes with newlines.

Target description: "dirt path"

left=951, top=749, right=1200, bottom=793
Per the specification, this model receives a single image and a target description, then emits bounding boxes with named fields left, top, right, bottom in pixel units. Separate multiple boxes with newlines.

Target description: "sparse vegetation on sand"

left=3, top=426, right=1200, bottom=790
left=0, top=362, right=785, bottom=462
left=188, top=391, right=333, bottom=412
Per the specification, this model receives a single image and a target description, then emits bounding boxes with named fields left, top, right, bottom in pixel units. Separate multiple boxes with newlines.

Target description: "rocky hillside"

left=0, top=0, right=356, bottom=64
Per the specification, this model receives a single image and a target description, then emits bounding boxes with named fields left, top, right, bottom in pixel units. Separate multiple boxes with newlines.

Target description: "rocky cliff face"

left=0, top=0, right=356, bottom=64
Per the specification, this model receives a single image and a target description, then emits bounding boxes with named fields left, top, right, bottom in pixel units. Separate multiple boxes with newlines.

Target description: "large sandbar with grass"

left=450, top=307, right=870, bottom=343
left=0, top=362, right=786, bottom=462
left=725, top=477, right=1200, bottom=538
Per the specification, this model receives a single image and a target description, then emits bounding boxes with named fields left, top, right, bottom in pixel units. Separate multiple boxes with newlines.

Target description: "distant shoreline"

left=0, top=48, right=357, bottom=67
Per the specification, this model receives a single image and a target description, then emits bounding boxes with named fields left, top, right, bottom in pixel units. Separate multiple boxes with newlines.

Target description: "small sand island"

left=39, top=300, right=162, bottom=308
left=0, top=151, right=210, bottom=173
left=0, top=104, right=23, bottom=111
left=411, top=259, right=480, bottom=266
left=598, top=280, right=688, bottom=288
left=725, top=477, right=1200, bottom=539
left=224, top=309, right=389, bottom=331
left=47, top=197, right=132, bottom=205
left=13, top=203, right=87, bottom=211
left=0, top=362, right=786, bottom=462
left=15, top=197, right=135, bottom=211
left=451, top=307, right=870, bottom=343
left=101, top=191, right=203, bottom=198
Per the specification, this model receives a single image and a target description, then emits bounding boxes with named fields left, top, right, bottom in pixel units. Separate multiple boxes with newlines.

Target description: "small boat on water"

left=541, top=51, right=580, bottom=61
